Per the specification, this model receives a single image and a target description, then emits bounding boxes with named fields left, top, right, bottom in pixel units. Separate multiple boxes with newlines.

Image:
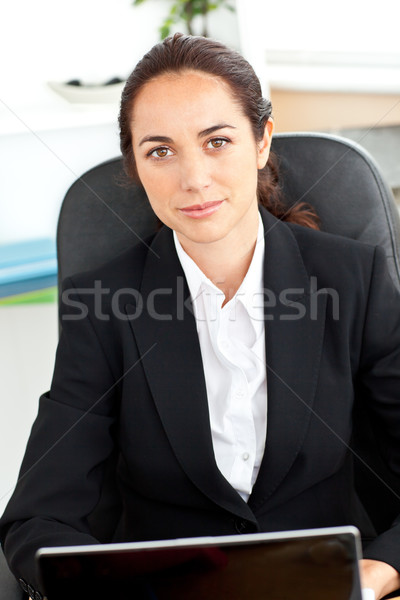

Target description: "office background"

left=0, top=0, right=399, bottom=514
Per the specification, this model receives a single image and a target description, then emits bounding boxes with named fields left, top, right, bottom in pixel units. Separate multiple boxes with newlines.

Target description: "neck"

left=177, top=209, right=260, bottom=303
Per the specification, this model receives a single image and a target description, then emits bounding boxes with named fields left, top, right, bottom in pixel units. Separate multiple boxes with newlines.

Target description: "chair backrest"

left=58, top=132, right=400, bottom=289
left=57, top=132, right=400, bottom=536
left=57, top=159, right=158, bottom=287
left=272, top=133, right=400, bottom=287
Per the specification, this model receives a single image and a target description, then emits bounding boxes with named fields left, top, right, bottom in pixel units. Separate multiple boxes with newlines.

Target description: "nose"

left=179, top=154, right=212, bottom=193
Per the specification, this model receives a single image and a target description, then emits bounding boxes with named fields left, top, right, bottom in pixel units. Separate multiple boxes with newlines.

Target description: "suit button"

left=19, top=578, right=28, bottom=593
left=235, top=519, right=248, bottom=533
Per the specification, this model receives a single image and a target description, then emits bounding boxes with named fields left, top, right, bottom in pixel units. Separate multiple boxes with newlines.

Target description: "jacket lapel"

left=249, top=209, right=327, bottom=511
left=127, top=211, right=327, bottom=518
left=126, top=227, right=255, bottom=522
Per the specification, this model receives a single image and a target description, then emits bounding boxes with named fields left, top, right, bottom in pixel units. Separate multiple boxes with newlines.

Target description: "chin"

left=177, top=226, right=231, bottom=247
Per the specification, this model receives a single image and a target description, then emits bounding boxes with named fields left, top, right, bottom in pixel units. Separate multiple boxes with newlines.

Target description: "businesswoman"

left=2, top=33, right=400, bottom=600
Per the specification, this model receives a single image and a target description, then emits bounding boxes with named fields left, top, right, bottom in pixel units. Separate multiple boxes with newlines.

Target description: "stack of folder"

left=0, top=239, right=58, bottom=306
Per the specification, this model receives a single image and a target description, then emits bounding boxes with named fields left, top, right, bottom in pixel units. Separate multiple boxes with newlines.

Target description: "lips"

left=179, top=200, right=224, bottom=219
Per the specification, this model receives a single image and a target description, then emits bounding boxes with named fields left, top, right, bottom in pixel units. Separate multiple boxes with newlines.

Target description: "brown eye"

left=148, top=147, right=172, bottom=158
left=207, top=138, right=228, bottom=149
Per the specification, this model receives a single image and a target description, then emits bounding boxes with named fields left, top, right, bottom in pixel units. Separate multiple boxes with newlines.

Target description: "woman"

left=2, top=33, right=400, bottom=599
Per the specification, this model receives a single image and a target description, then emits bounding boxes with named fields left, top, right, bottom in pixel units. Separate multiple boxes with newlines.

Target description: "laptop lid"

left=36, top=526, right=363, bottom=600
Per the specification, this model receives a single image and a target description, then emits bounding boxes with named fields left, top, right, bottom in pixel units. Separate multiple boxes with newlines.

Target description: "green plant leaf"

left=132, top=0, right=236, bottom=38
left=159, top=15, right=176, bottom=38
left=160, top=23, right=171, bottom=38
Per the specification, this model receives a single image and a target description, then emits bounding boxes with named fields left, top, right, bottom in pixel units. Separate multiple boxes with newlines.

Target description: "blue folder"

left=0, top=239, right=57, bottom=299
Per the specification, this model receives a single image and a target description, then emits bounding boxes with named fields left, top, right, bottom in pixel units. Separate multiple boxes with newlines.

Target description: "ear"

left=257, top=118, right=274, bottom=170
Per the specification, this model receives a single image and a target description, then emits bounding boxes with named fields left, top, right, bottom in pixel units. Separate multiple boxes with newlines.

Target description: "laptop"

left=36, top=526, right=363, bottom=600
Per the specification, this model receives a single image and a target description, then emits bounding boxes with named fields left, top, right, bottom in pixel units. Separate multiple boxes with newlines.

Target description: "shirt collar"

left=173, top=213, right=265, bottom=314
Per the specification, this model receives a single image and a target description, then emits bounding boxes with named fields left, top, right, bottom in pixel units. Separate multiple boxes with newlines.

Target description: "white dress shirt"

left=173, top=216, right=267, bottom=501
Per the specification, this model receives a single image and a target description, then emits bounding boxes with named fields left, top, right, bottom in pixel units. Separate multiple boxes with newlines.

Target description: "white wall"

left=0, top=0, right=160, bottom=108
left=237, top=1, right=400, bottom=96
left=0, top=304, right=58, bottom=514
left=258, top=0, right=400, bottom=54
left=0, top=0, right=160, bottom=244
left=0, top=124, right=121, bottom=243
left=0, top=0, right=239, bottom=108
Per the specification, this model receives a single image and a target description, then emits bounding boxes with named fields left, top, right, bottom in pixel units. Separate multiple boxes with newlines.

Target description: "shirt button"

left=235, top=389, right=245, bottom=398
left=242, top=452, right=250, bottom=461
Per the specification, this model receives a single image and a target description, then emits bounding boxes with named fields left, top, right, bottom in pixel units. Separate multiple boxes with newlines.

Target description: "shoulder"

left=285, top=221, right=378, bottom=283
left=287, top=221, right=376, bottom=261
left=261, top=205, right=380, bottom=291
left=260, top=205, right=377, bottom=272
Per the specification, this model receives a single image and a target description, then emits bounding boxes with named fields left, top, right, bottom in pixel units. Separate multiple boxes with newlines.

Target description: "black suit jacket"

left=2, top=208, right=400, bottom=595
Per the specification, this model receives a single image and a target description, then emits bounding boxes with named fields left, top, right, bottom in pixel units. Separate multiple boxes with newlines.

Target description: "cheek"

left=136, top=168, right=178, bottom=222
left=136, top=162, right=169, bottom=201
left=226, top=153, right=259, bottom=191
left=137, top=160, right=186, bottom=212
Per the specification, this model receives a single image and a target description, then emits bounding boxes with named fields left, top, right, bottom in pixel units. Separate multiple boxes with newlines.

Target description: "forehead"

left=131, top=70, right=244, bottom=131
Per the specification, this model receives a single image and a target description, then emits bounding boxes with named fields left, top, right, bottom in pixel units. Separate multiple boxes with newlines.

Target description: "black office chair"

left=2, top=132, right=400, bottom=598
left=56, top=132, right=400, bottom=291
left=56, top=130, right=400, bottom=536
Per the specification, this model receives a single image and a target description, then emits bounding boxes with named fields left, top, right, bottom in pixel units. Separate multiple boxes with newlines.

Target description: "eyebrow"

left=198, top=123, right=236, bottom=138
left=138, top=123, right=236, bottom=147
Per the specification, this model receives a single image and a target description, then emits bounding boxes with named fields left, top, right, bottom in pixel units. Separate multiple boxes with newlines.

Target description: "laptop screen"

left=37, top=527, right=362, bottom=600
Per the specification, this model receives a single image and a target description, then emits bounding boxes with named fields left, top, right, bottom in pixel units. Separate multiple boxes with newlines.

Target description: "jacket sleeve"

left=0, top=275, right=119, bottom=593
left=356, top=246, right=400, bottom=571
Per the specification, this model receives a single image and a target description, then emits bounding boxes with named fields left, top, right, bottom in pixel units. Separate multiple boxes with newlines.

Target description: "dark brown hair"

left=119, top=33, right=319, bottom=229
